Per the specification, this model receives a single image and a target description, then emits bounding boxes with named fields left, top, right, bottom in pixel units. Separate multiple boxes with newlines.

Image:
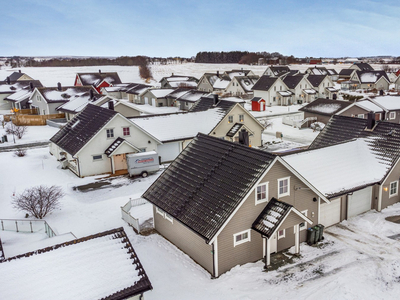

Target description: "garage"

left=347, top=186, right=373, bottom=218
left=320, top=198, right=341, bottom=227
left=157, top=141, right=181, bottom=163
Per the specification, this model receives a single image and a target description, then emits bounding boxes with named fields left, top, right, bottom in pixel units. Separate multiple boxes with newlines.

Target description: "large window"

left=390, top=181, right=398, bottom=198
left=228, top=116, right=233, bottom=123
left=233, top=229, right=251, bottom=247
left=278, top=177, right=290, bottom=198
left=106, top=129, right=114, bottom=138
left=239, top=114, right=244, bottom=122
left=256, top=182, right=268, bottom=204
left=390, top=112, right=396, bottom=120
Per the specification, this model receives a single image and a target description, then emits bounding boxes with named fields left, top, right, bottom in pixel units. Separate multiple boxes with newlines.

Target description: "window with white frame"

left=156, top=207, right=165, bottom=217
left=233, top=229, right=251, bottom=247
left=299, top=210, right=308, bottom=231
left=239, top=114, right=244, bottom=122
left=278, top=229, right=285, bottom=239
left=123, top=127, right=130, bottom=136
left=36, top=95, right=41, bottom=102
left=390, top=181, right=398, bottom=197
left=106, top=129, right=114, bottom=138
left=390, top=112, right=396, bottom=120
left=255, top=182, right=269, bottom=204
left=357, top=114, right=364, bottom=119
left=278, top=177, right=290, bottom=198
left=92, top=154, right=103, bottom=161
left=165, top=213, right=173, bottom=223
left=228, top=115, right=233, bottom=123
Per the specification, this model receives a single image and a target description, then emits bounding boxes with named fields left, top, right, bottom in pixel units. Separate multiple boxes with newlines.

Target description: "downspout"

left=76, top=157, right=82, bottom=178
left=378, top=184, right=383, bottom=212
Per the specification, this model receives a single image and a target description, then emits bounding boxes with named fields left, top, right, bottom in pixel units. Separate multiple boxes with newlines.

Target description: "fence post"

left=1, top=220, right=3, bottom=231
left=15, top=221, right=18, bottom=232
left=30, top=221, right=33, bottom=233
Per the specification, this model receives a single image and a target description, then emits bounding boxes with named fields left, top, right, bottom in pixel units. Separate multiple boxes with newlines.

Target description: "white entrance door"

left=144, top=97, right=149, bottom=105
left=320, top=198, right=341, bottom=227
left=114, top=154, right=126, bottom=171
left=260, top=101, right=265, bottom=111
left=347, top=186, right=372, bottom=218
left=270, top=232, right=277, bottom=254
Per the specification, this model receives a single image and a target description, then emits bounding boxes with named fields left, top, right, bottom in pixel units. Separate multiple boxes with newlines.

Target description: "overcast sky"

left=1, top=0, right=399, bottom=58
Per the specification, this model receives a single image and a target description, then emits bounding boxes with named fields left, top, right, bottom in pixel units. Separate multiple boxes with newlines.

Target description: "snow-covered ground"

left=0, top=124, right=59, bottom=147
left=1, top=147, right=400, bottom=299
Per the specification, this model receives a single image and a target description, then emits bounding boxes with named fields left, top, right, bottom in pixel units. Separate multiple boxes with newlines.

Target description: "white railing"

left=121, top=198, right=148, bottom=233
left=0, top=218, right=57, bottom=238
left=294, top=117, right=317, bottom=128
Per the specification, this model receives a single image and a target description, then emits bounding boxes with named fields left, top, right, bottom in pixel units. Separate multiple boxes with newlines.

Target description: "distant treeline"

left=195, top=51, right=250, bottom=63
left=194, top=51, right=299, bottom=64
left=22, top=56, right=149, bottom=67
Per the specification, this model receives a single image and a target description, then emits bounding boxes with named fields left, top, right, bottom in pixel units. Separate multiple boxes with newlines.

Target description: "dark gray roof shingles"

left=252, top=75, right=278, bottom=91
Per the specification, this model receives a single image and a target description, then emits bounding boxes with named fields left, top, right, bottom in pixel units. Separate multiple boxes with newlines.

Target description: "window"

left=123, top=127, right=130, bottom=136
left=158, top=103, right=163, bottom=107
left=390, top=181, right=398, bottom=197
left=106, top=129, right=114, bottom=138
left=273, top=97, right=276, bottom=102
left=256, top=182, right=268, bottom=204
left=280, top=85, right=282, bottom=91
left=228, top=115, right=233, bottom=123
left=93, top=154, right=103, bottom=161
left=239, top=114, right=244, bottom=122
left=42, top=109, right=46, bottom=115
left=139, top=148, right=146, bottom=152
left=36, top=95, right=41, bottom=102
left=390, top=112, right=396, bottom=120
left=299, top=210, right=308, bottom=231
left=278, top=229, right=285, bottom=239
left=156, top=207, right=165, bottom=217
left=274, top=86, right=276, bottom=91
left=233, top=229, right=251, bottom=247
left=357, top=114, right=364, bottom=119
left=278, top=177, right=290, bottom=197
left=165, top=213, right=173, bottom=223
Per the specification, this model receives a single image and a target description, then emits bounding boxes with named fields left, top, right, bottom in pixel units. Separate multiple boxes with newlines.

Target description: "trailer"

left=126, top=151, right=160, bottom=178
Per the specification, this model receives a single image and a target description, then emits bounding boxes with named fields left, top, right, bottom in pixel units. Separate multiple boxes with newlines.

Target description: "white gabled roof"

left=130, top=109, right=227, bottom=142
left=282, top=138, right=391, bottom=198
left=371, top=95, right=400, bottom=110
left=149, top=88, right=175, bottom=98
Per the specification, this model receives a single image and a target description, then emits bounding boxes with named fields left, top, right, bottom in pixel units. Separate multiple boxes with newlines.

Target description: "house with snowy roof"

left=165, top=88, right=209, bottom=110
left=349, top=70, right=390, bottom=91
left=159, top=74, right=199, bottom=89
left=3, top=70, right=34, bottom=82
left=224, top=69, right=255, bottom=79
left=74, top=70, right=122, bottom=94
left=101, top=83, right=139, bottom=99
left=50, top=104, right=161, bottom=177
left=224, top=75, right=259, bottom=97
left=0, top=227, right=152, bottom=300
left=304, top=74, right=336, bottom=100
left=197, top=71, right=231, bottom=92
left=252, top=75, right=292, bottom=106
left=30, top=84, right=98, bottom=116
left=350, top=62, right=374, bottom=71
left=129, top=95, right=264, bottom=162
left=126, top=84, right=153, bottom=103
left=263, top=65, right=291, bottom=77
left=305, top=67, right=339, bottom=81
left=1, top=80, right=43, bottom=110
left=142, top=114, right=400, bottom=276
left=394, top=75, right=400, bottom=91
left=139, top=88, right=176, bottom=107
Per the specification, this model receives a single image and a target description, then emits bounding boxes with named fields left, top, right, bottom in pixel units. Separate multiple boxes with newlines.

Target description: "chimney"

left=108, top=100, right=114, bottom=111
left=29, top=82, right=34, bottom=92
left=366, top=111, right=375, bottom=130
left=379, top=89, right=384, bottom=96
left=212, top=94, right=219, bottom=105
left=217, top=70, right=219, bottom=77
left=57, top=82, right=62, bottom=91
left=19, top=70, right=21, bottom=73
left=99, top=69, right=101, bottom=74
left=6, top=77, right=10, bottom=85
left=89, top=89, right=94, bottom=100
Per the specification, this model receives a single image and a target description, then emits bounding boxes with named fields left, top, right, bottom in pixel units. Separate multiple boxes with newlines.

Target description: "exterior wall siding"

left=303, top=112, right=331, bottom=125
left=381, top=160, right=400, bottom=209
left=153, top=206, right=214, bottom=274
left=339, top=106, right=370, bottom=118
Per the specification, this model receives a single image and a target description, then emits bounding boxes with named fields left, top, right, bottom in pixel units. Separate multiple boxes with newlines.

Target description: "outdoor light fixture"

left=313, top=197, right=317, bottom=202
left=384, top=187, right=389, bottom=192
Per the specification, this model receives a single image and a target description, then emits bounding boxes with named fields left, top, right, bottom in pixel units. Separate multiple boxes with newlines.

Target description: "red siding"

left=96, top=81, right=111, bottom=94
left=251, top=99, right=266, bottom=111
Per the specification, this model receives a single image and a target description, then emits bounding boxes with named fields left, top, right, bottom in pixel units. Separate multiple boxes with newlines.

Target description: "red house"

left=74, top=70, right=122, bottom=94
left=251, top=97, right=266, bottom=111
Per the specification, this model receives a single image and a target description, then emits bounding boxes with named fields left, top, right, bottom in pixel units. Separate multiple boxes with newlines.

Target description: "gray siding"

left=303, top=111, right=332, bottom=125
left=153, top=207, right=214, bottom=274
left=339, top=106, right=370, bottom=118
left=381, top=160, right=400, bottom=209
left=277, top=227, right=295, bottom=252
left=280, top=211, right=304, bottom=230
left=340, top=196, right=347, bottom=221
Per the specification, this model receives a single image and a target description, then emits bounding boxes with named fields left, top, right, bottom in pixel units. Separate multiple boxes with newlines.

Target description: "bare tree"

left=12, top=185, right=64, bottom=219
left=5, top=123, right=28, bottom=139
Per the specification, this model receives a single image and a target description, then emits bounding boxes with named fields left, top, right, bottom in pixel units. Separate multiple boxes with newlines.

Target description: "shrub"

left=14, top=149, right=27, bottom=157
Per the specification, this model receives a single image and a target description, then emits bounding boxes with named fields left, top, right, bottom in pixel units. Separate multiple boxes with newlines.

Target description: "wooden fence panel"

left=11, top=113, right=65, bottom=126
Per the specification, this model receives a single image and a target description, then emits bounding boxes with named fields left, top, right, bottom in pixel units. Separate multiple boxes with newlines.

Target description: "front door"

left=114, top=154, right=127, bottom=171
left=260, top=101, right=265, bottom=111
left=270, top=232, right=277, bottom=254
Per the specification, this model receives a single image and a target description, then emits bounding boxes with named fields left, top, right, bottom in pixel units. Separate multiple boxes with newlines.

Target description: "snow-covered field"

left=1, top=64, right=400, bottom=299
left=1, top=147, right=400, bottom=299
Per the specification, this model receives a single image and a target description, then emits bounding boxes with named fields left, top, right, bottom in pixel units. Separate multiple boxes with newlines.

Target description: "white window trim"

left=299, top=210, right=308, bottom=231
left=156, top=207, right=165, bottom=217
left=389, top=180, right=398, bottom=198
left=357, top=114, right=364, bottom=119
left=239, top=114, right=244, bottom=122
left=255, top=182, right=269, bottom=205
left=92, top=154, right=103, bottom=161
left=165, top=213, right=173, bottom=223
left=389, top=112, right=396, bottom=120
left=106, top=128, right=115, bottom=139
left=278, top=229, right=285, bottom=239
left=228, top=115, right=234, bottom=123
left=278, top=176, right=290, bottom=198
left=233, top=229, right=251, bottom=247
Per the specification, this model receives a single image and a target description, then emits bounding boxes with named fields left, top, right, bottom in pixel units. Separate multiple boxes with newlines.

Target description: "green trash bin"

left=313, top=225, right=321, bottom=243
left=307, top=228, right=315, bottom=246
left=317, top=224, right=325, bottom=241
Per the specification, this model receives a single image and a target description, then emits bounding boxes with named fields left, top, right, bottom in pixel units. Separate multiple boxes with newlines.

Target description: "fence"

left=0, top=219, right=57, bottom=238
left=282, top=112, right=305, bottom=127
left=121, top=198, right=148, bottom=233
left=10, top=113, right=66, bottom=126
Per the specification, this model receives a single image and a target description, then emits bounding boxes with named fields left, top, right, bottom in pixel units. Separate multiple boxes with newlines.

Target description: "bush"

left=14, top=149, right=27, bottom=157
left=12, top=185, right=64, bottom=219
left=5, top=123, right=27, bottom=139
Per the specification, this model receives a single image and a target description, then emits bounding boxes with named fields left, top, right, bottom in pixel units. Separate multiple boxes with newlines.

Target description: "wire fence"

left=0, top=218, right=57, bottom=238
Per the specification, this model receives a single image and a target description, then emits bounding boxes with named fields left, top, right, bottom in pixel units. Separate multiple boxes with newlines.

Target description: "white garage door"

left=320, top=198, right=341, bottom=227
left=158, top=142, right=180, bottom=163
left=347, top=186, right=372, bottom=218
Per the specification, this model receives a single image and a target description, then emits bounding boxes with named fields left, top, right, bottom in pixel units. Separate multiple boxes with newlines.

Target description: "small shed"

left=251, top=97, right=266, bottom=111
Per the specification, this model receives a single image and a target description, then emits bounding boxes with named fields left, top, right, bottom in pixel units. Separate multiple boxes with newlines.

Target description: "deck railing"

left=0, top=218, right=57, bottom=238
left=121, top=198, right=148, bottom=233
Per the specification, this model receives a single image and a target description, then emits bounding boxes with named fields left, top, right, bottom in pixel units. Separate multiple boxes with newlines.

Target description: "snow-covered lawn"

left=1, top=147, right=400, bottom=299
left=0, top=124, right=59, bottom=147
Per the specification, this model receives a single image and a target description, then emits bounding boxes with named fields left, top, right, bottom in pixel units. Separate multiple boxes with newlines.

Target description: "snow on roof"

left=0, top=228, right=149, bottom=300
left=42, top=88, right=90, bottom=102
left=117, top=100, right=181, bottom=115
left=306, top=103, right=342, bottom=114
left=130, top=109, right=226, bottom=142
left=355, top=100, right=384, bottom=112
left=149, top=88, right=175, bottom=98
left=283, top=138, right=390, bottom=198
left=213, top=78, right=230, bottom=89
left=57, top=93, right=93, bottom=113
left=166, top=76, right=190, bottom=82
left=5, top=89, right=32, bottom=102
left=277, top=91, right=293, bottom=97
left=79, top=74, right=97, bottom=84
left=359, top=72, right=385, bottom=83
left=227, top=72, right=246, bottom=79
left=168, top=81, right=198, bottom=88
left=303, top=89, right=316, bottom=94
left=0, top=82, right=25, bottom=93
left=371, top=95, right=400, bottom=110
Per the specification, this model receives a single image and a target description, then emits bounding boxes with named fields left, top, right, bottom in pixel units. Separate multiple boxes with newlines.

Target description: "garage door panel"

left=347, top=186, right=372, bottom=218
left=320, top=198, right=341, bottom=227
left=158, top=142, right=180, bottom=163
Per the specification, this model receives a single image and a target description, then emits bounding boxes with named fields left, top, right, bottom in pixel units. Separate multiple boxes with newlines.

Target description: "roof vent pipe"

left=57, top=82, right=62, bottom=91
left=212, top=94, right=219, bottom=106
left=366, top=111, right=375, bottom=130
left=99, top=69, right=101, bottom=74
